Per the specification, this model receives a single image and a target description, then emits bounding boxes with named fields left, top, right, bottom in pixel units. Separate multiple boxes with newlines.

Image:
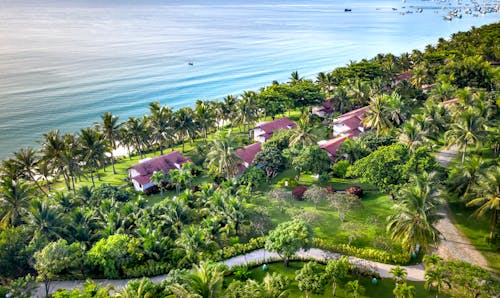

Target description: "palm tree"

left=345, top=280, right=365, bottom=298
left=387, top=174, right=443, bottom=254
left=174, top=107, right=195, bottom=152
left=234, top=91, right=258, bottom=134
left=150, top=170, right=169, bottom=197
left=169, top=261, right=225, bottom=298
left=316, top=72, right=335, bottom=96
left=78, top=127, right=106, bottom=188
left=429, top=76, right=456, bottom=102
left=425, top=265, right=450, bottom=298
left=445, top=110, right=485, bottom=164
left=422, top=254, right=442, bottom=270
left=398, top=119, right=425, bottom=152
left=40, top=130, right=71, bottom=191
left=362, top=94, right=392, bottom=136
left=123, top=117, right=146, bottom=158
left=389, top=265, right=408, bottom=284
left=62, top=133, right=82, bottom=195
left=289, top=70, right=302, bottom=85
left=446, top=155, right=485, bottom=200
left=13, top=147, right=47, bottom=195
left=194, top=100, right=216, bottom=140
left=347, top=79, right=370, bottom=107
left=148, top=101, right=173, bottom=155
left=115, top=278, right=155, bottom=298
left=288, top=115, right=318, bottom=147
left=205, top=130, right=241, bottom=180
left=409, top=64, right=427, bottom=88
left=421, top=101, right=450, bottom=141
left=385, top=92, right=407, bottom=126
left=337, top=137, right=368, bottom=164
left=393, top=282, right=416, bottom=298
left=28, top=199, right=67, bottom=244
left=99, top=112, right=120, bottom=174
left=0, top=178, right=35, bottom=228
left=175, top=226, right=216, bottom=266
left=332, top=85, right=350, bottom=114
left=467, top=165, right=500, bottom=241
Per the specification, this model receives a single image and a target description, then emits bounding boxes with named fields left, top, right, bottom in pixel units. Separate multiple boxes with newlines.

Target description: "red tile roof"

left=339, top=116, right=362, bottom=130
left=335, top=106, right=368, bottom=122
left=320, top=135, right=352, bottom=157
left=257, top=117, right=297, bottom=134
left=443, top=98, right=459, bottom=108
left=236, top=143, right=262, bottom=165
left=396, top=71, right=411, bottom=82
left=130, top=151, right=192, bottom=185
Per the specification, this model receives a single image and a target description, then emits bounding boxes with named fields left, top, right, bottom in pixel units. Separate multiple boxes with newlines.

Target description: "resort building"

left=253, top=117, right=297, bottom=143
left=443, top=97, right=459, bottom=108
left=235, top=142, right=262, bottom=173
left=128, top=151, right=191, bottom=193
left=332, top=106, right=368, bottom=137
left=312, top=98, right=335, bottom=118
left=318, top=135, right=352, bottom=161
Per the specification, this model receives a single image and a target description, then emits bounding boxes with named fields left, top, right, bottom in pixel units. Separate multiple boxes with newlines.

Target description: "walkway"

left=35, top=248, right=425, bottom=297
left=433, top=146, right=489, bottom=268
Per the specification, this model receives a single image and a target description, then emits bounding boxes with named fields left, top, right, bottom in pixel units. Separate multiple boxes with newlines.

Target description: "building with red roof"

left=128, top=151, right=192, bottom=192
left=318, top=135, right=352, bottom=161
left=332, top=106, right=368, bottom=137
left=235, top=142, right=262, bottom=173
left=312, top=98, right=335, bottom=118
left=443, top=98, right=459, bottom=108
left=253, top=117, right=297, bottom=143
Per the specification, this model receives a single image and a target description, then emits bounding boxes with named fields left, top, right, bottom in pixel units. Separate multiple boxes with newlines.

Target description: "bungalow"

left=332, top=106, right=368, bottom=137
left=253, top=117, right=297, bottom=143
left=318, top=135, right=352, bottom=161
left=128, top=151, right=192, bottom=193
left=312, top=98, right=334, bottom=118
left=235, top=142, right=262, bottom=173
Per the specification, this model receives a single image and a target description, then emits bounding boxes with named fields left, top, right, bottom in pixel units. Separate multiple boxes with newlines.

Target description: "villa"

left=253, top=117, right=297, bottom=143
left=312, top=98, right=335, bottom=118
left=332, top=106, right=368, bottom=137
left=128, top=151, right=191, bottom=193
left=318, top=135, right=352, bottom=161
left=235, top=142, right=262, bottom=173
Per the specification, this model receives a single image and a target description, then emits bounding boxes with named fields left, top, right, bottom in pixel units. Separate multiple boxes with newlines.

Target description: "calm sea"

left=0, top=0, right=498, bottom=159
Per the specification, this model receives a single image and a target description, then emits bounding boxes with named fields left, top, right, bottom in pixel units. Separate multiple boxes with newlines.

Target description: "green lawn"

left=225, top=261, right=443, bottom=298
left=247, top=187, right=401, bottom=253
left=448, top=201, right=500, bottom=275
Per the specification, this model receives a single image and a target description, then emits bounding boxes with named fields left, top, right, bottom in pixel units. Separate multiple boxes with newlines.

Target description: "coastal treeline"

left=0, top=23, right=499, bottom=297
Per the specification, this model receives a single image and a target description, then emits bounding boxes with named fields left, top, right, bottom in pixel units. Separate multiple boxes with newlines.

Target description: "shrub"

left=318, top=172, right=331, bottom=185
left=232, top=265, right=252, bottom=281
left=345, top=186, right=363, bottom=197
left=292, top=185, right=308, bottom=200
left=324, top=185, right=335, bottom=193
left=332, top=160, right=350, bottom=178
left=277, top=178, right=298, bottom=188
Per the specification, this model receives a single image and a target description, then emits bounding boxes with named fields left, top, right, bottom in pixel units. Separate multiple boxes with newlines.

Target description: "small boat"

left=344, top=8, right=352, bottom=12
left=188, top=62, right=194, bottom=66
left=392, top=7, right=398, bottom=10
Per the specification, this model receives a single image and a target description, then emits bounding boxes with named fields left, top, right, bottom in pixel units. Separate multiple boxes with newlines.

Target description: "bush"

left=232, top=265, right=252, bottom=281
left=313, top=238, right=410, bottom=265
left=332, top=160, right=350, bottom=178
left=318, top=172, right=331, bottom=185
left=345, top=186, right=363, bottom=197
left=324, top=185, right=335, bottom=193
left=292, top=186, right=308, bottom=200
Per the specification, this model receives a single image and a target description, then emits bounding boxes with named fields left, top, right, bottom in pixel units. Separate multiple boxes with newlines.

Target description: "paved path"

left=35, top=248, right=424, bottom=297
left=433, top=146, right=489, bottom=268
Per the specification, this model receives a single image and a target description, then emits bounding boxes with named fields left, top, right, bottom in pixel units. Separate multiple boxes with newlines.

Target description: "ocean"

left=0, top=0, right=498, bottom=159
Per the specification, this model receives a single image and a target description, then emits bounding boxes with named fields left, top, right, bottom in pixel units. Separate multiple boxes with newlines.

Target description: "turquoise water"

left=0, top=0, right=498, bottom=159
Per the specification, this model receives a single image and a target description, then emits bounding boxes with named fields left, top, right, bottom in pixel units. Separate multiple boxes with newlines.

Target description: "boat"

left=344, top=8, right=352, bottom=12
left=188, top=62, right=194, bottom=66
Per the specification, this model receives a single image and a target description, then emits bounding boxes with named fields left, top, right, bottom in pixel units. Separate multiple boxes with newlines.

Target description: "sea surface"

left=0, top=0, right=498, bottom=159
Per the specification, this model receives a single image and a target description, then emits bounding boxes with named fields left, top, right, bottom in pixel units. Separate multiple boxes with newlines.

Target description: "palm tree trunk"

left=462, top=143, right=467, bottom=165
left=29, top=173, right=48, bottom=195
left=111, top=151, right=116, bottom=174
left=490, top=210, right=497, bottom=241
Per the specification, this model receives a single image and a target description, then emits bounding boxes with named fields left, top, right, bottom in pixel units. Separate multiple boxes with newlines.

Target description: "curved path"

left=434, top=146, right=489, bottom=268
left=35, top=248, right=424, bottom=297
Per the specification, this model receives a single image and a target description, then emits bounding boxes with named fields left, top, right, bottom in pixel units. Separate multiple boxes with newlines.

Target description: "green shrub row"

left=123, top=260, right=172, bottom=278
left=213, top=237, right=266, bottom=261
left=313, top=238, right=410, bottom=265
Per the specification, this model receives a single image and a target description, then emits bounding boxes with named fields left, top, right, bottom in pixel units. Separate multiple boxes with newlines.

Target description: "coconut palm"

left=398, top=119, right=425, bottom=152
left=28, top=199, right=67, bottom=244
left=445, top=110, right=485, bottom=164
left=429, top=76, right=456, bottom=102
left=123, top=117, right=147, bottom=158
left=446, top=155, right=486, bottom=200
left=99, top=112, right=120, bottom=173
left=316, top=71, right=335, bottom=96
left=385, top=92, right=407, bottom=126
left=40, top=130, right=71, bottom=191
left=288, top=115, right=318, bottom=147
left=289, top=70, right=302, bottom=85
left=422, top=254, right=442, bottom=270
left=12, top=147, right=47, bottom=195
left=409, top=64, right=427, bottom=88
left=425, top=265, right=450, bottom=298
left=62, top=133, right=82, bottom=194
left=194, top=100, right=216, bottom=140
left=336, top=137, right=368, bottom=164
left=421, top=101, right=450, bottom=141
left=115, top=278, right=156, bottom=298
left=150, top=170, right=169, bottom=197
left=389, top=265, right=408, bottom=284
left=467, top=165, right=500, bottom=241
left=393, top=282, right=416, bottom=298
left=234, top=91, right=258, bottom=134
left=169, top=261, right=225, bottom=298
left=0, top=178, right=35, bottom=228
left=205, top=130, right=241, bottom=180
left=347, top=79, right=370, bottom=107
left=148, top=102, right=173, bottom=155
left=362, top=94, right=392, bottom=136
left=387, top=174, right=443, bottom=254
left=174, top=107, right=195, bottom=152
left=398, top=52, right=412, bottom=71
left=78, top=128, right=106, bottom=188
left=175, top=226, right=216, bottom=266
left=332, top=85, right=351, bottom=114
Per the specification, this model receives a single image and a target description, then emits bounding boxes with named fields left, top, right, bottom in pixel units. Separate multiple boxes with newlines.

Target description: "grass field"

left=448, top=201, right=500, bottom=275
left=225, top=261, right=444, bottom=298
